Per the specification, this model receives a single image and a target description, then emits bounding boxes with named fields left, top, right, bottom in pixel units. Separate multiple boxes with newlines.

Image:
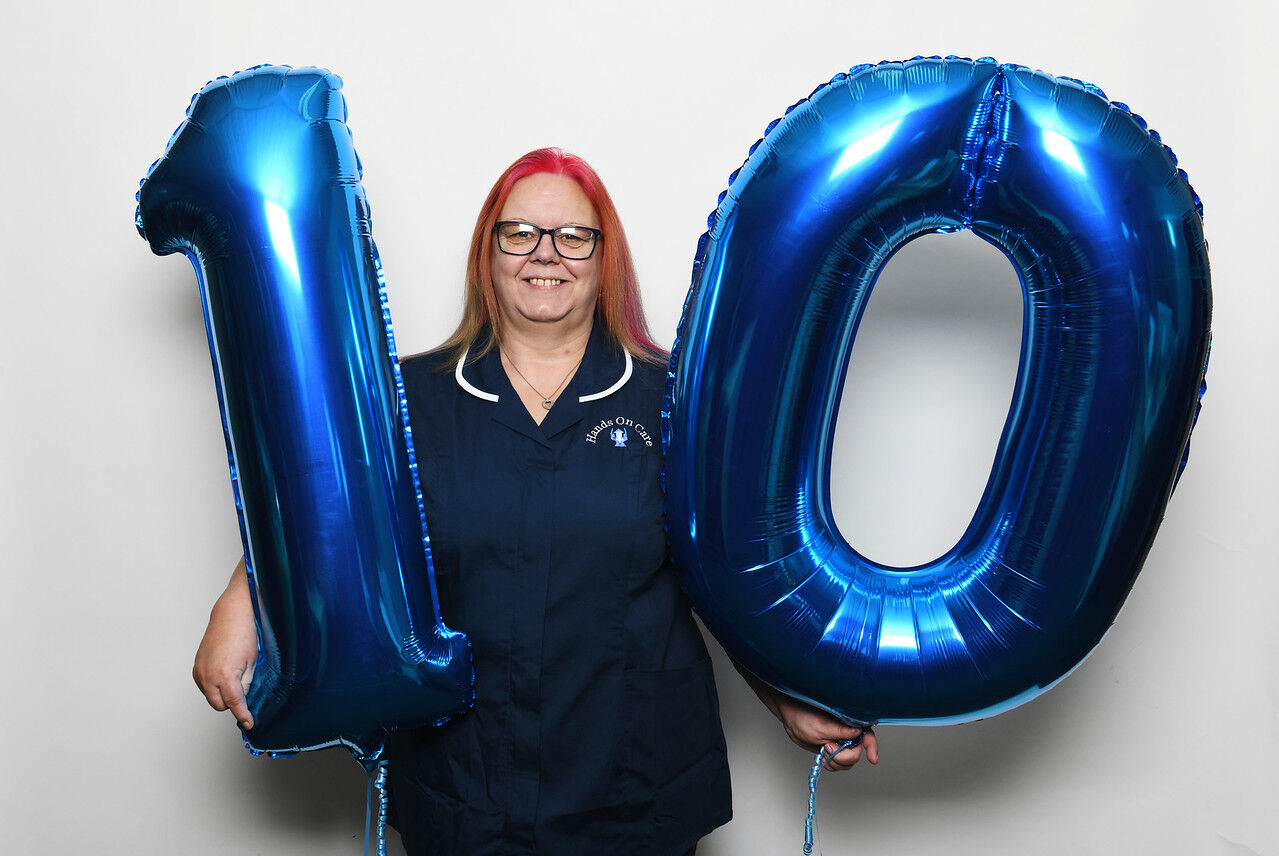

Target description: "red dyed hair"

left=437, top=148, right=664, bottom=365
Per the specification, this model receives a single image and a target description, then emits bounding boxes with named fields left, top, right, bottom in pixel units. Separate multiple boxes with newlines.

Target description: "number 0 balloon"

left=136, top=66, right=471, bottom=763
left=664, top=57, right=1211, bottom=725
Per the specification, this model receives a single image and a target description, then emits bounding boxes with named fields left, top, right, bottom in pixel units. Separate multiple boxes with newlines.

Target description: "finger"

left=797, top=722, right=862, bottom=750
left=821, top=729, right=863, bottom=753
left=193, top=663, right=218, bottom=698
left=863, top=730, right=880, bottom=765
left=200, top=682, right=230, bottom=712
left=825, top=723, right=866, bottom=749
left=784, top=726, right=822, bottom=754
left=222, top=680, right=255, bottom=730
left=824, top=741, right=863, bottom=771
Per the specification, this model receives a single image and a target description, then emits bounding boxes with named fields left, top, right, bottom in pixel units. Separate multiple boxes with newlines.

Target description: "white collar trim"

left=455, top=349, right=499, bottom=402
left=579, top=349, right=632, bottom=401
left=454, top=347, right=633, bottom=404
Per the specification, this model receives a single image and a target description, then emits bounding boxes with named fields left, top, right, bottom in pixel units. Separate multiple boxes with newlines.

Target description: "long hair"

left=436, top=148, right=664, bottom=365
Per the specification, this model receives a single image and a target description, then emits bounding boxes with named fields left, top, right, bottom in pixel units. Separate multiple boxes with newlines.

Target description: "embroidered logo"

left=585, top=415, right=654, bottom=447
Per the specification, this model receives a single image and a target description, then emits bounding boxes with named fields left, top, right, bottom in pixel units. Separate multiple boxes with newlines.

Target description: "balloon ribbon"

left=364, top=760, right=389, bottom=856
left=804, top=735, right=863, bottom=855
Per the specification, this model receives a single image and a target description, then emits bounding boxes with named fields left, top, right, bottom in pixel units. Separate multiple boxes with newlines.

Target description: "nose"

left=530, top=231, right=561, bottom=262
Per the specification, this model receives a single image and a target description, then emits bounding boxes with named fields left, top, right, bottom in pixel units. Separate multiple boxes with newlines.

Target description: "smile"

left=527, top=278, right=565, bottom=288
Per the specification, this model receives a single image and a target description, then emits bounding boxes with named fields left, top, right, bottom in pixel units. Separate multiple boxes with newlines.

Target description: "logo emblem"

left=586, top=416, right=652, bottom=447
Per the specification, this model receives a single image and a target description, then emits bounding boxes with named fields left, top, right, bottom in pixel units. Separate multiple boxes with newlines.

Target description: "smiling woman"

left=436, top=148, right=658, bottom=371
left=380, top=150, right=740, bottom=855
left=489, top=173, right=602, bottom=352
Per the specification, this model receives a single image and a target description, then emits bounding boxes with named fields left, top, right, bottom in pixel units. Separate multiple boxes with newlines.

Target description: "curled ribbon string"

left=364, top=760, right=389, bottom=856
left=803, top=735, right=863, bottom=855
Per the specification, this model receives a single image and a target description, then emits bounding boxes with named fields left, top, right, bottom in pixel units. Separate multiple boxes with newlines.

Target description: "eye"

left=500, top=223, right=538, bottom=244
left=554, top=227, right=591, bottom=248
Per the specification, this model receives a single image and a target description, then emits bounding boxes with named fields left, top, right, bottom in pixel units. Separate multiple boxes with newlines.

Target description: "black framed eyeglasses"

left=494, top=221, right=602, bottom=260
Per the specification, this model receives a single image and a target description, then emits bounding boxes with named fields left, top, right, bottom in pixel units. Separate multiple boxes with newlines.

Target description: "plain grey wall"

left=3, top=1, right=1274, bottom=853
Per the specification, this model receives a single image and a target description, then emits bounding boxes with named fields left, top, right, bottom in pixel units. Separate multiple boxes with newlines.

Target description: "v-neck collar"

left=454, top=324, right=633, bottom=445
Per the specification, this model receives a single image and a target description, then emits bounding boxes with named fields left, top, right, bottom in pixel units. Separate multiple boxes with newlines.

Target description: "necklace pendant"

left=542, top=398, right=553, bottom=410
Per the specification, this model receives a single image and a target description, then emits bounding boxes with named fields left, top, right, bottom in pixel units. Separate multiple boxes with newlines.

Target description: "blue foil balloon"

left=663, top=57, right=1211, bottom=726
left=136, top=66, right=471, bottom=763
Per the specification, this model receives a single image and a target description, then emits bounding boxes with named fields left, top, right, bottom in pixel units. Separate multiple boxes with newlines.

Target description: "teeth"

left=529, top=278, right=564, bottom=287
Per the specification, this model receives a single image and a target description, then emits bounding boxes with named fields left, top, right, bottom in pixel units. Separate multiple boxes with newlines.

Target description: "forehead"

left=499, top=173, right=598, bottom=227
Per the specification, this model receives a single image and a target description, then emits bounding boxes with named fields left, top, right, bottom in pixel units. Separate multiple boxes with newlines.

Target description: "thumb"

left=223, top=672, right=255, bottom=731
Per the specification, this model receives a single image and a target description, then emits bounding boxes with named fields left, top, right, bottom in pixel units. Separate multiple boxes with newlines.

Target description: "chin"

left=518, top=298, right=579, bottom=323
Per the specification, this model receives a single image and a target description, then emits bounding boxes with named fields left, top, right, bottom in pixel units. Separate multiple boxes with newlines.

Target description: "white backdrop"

left=3, top=1, right=1274, bottom=854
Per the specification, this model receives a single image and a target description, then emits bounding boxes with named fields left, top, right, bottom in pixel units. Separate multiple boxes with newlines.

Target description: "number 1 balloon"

left=136, top=65, right=471, bottom=764
left=664, top=57, right=1211, bottom=726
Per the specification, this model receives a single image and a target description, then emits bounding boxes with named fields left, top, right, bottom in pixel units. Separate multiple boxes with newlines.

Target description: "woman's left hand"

left=733, top=659, right=879, bottom=771
left=774, top=694, right=878, bottom=772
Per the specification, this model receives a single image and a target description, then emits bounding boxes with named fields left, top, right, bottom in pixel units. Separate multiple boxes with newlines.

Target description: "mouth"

left=526, top=277, right=566, bottom=288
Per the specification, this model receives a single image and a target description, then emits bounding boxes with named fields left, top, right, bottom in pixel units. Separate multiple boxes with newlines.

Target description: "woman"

left=194, top=148, right=877, bottom=855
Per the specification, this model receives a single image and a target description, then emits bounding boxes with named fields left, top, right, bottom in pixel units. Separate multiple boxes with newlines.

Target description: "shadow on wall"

left=218, top=746, right=409, bottom=854
left=704, top=622, right=1099, bottom=805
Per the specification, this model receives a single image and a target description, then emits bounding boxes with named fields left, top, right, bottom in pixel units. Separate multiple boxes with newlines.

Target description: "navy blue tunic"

left=388, top=325, right=732, bottom=855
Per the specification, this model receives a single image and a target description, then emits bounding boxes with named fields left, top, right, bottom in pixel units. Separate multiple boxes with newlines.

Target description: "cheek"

left=492, top=254, right=516, bottom=282
left=492, top=256, right=524, bottom=296
left=574, top=261, right=602, bottom=295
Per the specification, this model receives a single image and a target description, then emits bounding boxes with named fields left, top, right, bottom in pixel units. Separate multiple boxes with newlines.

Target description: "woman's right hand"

left=192, top=558, right=258, bottom=729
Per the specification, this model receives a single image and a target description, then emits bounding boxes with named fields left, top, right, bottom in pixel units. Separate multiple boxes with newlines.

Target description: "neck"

left=497, top=317, right=593, bottom=367
left=496, top=319, right=593, bottom=425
